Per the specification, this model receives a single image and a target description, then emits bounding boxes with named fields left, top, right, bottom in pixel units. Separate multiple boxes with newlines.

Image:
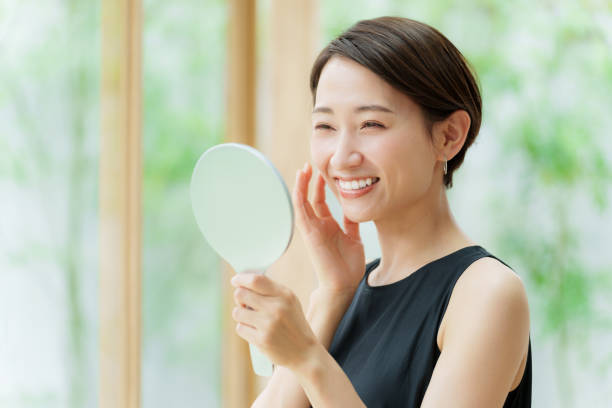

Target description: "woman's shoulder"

left=455, top=255, right=529, bottom=320
left=438, top=255, right=530, bottom=351
left=459, top=255, right=526, bottom=297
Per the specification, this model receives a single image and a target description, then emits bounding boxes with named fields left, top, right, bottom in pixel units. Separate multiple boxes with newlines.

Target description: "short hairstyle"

left=310, top=16, right=482, bottom=189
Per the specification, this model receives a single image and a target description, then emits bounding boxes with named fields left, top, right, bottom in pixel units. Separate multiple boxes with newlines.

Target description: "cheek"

left=310, top=136, right=332, bottom=170
left=380, top=132, right=433, bottom=187
left=373, top=137, right=403, bottom=168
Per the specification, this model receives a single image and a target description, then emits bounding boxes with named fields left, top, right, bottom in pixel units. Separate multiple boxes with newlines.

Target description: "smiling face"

left=310, top=56, right=439, bottom=223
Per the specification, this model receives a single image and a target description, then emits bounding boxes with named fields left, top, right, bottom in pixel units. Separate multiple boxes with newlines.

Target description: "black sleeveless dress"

left=325, top=245, right=532, bottom=408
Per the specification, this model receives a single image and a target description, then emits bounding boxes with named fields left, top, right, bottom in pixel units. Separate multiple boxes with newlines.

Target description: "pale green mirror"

left=190, top=142, right=294, bottom=377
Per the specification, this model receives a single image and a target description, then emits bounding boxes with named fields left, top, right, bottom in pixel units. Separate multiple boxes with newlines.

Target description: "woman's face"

left=311, top=56, right=438, bottom=223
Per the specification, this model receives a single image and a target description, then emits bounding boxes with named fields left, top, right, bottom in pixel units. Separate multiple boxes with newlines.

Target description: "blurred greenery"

left=141, top=0, right=225, bottom=407
left=1, top=0, right=100, bottom=407
left=1, top=0, right=611, bottom=407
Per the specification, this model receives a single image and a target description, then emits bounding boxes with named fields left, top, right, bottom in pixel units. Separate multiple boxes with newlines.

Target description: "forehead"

left=315, top=56, right=417, bottom=113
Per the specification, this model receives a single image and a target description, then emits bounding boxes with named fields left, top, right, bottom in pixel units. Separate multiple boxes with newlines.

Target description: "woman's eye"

left=362, top=121, right=385, bottom=129
left=315, top=124, right=333, bottom=130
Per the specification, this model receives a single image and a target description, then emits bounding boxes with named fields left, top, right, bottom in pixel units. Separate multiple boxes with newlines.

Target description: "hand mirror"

left=190, top=142, right=294, bottom=377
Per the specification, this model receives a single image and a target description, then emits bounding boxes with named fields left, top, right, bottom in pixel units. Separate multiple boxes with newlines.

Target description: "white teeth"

left=338, top=177, right=378, bottom=191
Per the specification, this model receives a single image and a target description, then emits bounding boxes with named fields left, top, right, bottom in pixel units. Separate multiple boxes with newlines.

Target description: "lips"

left=335, top=177, right=380, bottom=199
left=337, top=177, right=378, bottom=190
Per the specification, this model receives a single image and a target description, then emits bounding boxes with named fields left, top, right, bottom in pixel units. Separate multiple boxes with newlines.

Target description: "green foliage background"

left=141, top=1, right=225, bottom=407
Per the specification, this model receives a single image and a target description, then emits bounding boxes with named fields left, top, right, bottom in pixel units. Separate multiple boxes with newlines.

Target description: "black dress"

left=323, top=245, right=532, bottom=407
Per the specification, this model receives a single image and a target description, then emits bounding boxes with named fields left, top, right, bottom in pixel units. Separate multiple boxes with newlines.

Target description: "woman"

left=231, top=16, right=532, bottom=407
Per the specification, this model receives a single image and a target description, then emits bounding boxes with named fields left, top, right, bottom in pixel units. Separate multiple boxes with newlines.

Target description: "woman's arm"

left=420, top=257, right=530, bottom=407
left=248, top=162, right=367, bottom=407
left=251, top=288, right=355, bottom=408
left=292, top=341, right=367, bottom=408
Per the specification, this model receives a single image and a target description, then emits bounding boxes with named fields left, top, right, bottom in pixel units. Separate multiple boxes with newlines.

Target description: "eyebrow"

left=312, top=104, right=395, bottom=114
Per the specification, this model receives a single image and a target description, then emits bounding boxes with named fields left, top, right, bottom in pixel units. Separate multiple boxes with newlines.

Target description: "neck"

left=372, top=182, right=474, bottom=283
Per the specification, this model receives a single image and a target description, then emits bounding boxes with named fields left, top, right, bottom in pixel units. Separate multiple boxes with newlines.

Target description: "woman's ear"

left=432, top=109, right=471, bottom=161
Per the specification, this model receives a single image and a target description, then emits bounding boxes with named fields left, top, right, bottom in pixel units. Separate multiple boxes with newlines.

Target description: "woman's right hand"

left=293, top=162, right=366, bottom=295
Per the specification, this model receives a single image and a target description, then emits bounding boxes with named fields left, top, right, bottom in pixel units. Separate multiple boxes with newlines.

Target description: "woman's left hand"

left=230, top=271, right=319, bottom=371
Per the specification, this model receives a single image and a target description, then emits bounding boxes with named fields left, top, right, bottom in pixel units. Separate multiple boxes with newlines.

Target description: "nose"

left=329, top=131, right=363, bottom=170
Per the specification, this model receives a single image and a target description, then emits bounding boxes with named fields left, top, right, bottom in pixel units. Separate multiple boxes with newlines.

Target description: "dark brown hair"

left=310, top=17, right=482, bottom=189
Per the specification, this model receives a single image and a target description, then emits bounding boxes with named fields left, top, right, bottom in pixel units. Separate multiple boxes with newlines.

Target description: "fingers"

left=232, top=305, right=261, bottom=330
left=231, top=273, right=281, bottom=297
left=292, top=162, right=317, bottom=231
left=343, top=214, right=362, bottom=242
left=233, top=286, right=264, bottom=310
left=312, top=172, right=332, bottom=218
left=235, top=321, right=258, bottom=343
left=295, top=162, right=312, bottom=207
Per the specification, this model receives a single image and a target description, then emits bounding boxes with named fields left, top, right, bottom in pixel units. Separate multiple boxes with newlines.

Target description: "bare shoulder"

left=423, top=256, right=531, bottom=405
left=438, top=256, right=531, bottom=351
left=424, top=258, right=532, bottom=405
left=457, top=256, right=528, bottom=302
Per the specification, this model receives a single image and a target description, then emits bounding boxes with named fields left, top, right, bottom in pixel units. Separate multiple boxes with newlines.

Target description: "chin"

left=342, top=207, right=375, bottom=224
